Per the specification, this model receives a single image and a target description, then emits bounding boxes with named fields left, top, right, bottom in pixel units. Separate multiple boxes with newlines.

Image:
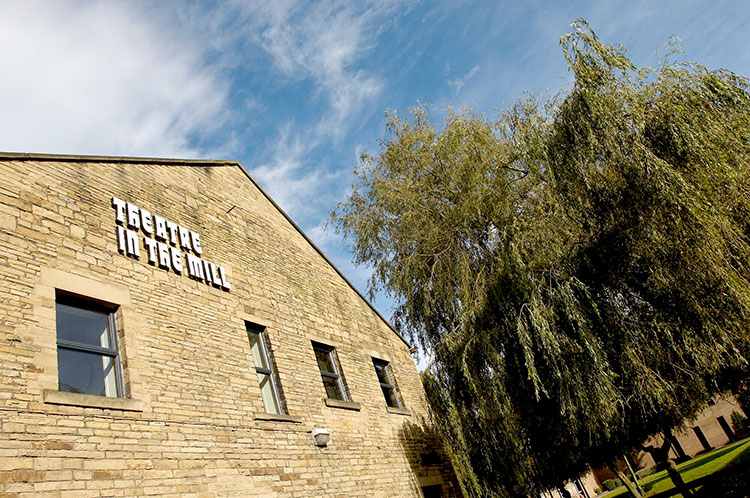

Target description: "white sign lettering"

left=111, top=197, right=231, bottom=291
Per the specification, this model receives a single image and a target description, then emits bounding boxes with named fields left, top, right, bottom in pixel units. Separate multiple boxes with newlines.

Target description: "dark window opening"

left=420, top=451, right=441, bottom=466
left=56, top=293, right=122, bottom=397
left=717, top=416, right=736, bottom=442
left=246, top=322, right=285, bottom=415
left=666, top=433, right=687, bottom=460
left=421, top=484, right=443, bottom=498
left=312, top=342, right=348, bottom=401
left=692, top=426, right=712, bottom=450
left=373, top=358, right=401, bottom=408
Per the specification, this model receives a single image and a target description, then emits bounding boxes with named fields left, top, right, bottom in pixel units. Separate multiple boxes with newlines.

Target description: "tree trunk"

left=643, top=431, right=694, bottom=498
left=614, top=469, right=643, bottom=498
left=623, top=455, right=645, bottom=496
left=664, top=458, right=694, bottom=498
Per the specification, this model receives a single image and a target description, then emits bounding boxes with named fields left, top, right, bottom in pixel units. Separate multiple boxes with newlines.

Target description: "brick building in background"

left=576, top=395, right=746, bottom=497
left=0, top=153, right=459, bottom=497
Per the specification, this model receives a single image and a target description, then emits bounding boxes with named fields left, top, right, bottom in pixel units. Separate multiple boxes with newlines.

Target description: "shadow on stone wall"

left=397, top=417, right=463, bottom=497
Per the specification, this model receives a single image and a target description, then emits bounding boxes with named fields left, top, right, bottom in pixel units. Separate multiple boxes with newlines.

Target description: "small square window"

left=246, top=322, right=285, bottom=415
left=56, top=293, right=123, bottom=397
left=312, top=342, right=348, bottom=401
left=421, top=484, right=443, bottom=497
left=373, top=358, right=401, bottom=408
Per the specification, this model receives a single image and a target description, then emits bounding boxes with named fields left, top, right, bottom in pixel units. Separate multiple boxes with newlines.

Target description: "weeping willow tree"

left=332, top=20, right=750, bottom=497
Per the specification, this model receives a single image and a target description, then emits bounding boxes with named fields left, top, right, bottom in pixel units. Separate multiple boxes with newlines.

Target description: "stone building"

left=0, top=153, right=459, bottom=497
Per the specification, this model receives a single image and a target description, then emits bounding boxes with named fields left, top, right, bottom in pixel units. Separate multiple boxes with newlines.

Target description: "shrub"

left=737, top=386, right=750, bottom=414
left=731, top=410, right=748, bottom=431
left=602, top=478, right=622, bottom=491
left=636, top=465, right=657, bottom=479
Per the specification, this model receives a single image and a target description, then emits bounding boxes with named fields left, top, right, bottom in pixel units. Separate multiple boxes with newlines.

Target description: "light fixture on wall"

left=311, top=428, right=330, bottom=447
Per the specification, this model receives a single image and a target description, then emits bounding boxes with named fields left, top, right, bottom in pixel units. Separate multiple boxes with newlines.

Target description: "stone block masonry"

left=0, top=153, right=460, bottom=497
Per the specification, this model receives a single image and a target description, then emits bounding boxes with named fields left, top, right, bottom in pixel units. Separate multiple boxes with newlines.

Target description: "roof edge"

left=0, top=151, right=238, bottom=167
left=1, top=151, right=411, bottom=348
left=232, top=163, right=412, bottom=349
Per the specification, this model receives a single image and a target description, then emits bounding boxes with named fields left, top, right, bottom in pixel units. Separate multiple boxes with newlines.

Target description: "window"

left=666, top=433, right=687, bottom=459
left=373, top=358, right=401, bottom=408
left=692, top=426, right=712, bottom=450
left=717, top=416, right=737, bottom=442
left=312, top=342, right=348, bottom=401
left=246, top=322, right=284, bottom=415
left=421, top=484, right=443, bottom=498
left=56, top=293, right=123, bottom=397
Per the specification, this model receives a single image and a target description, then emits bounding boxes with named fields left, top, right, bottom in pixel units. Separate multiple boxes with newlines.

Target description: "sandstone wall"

left=0, top=155, right=459, bottom=497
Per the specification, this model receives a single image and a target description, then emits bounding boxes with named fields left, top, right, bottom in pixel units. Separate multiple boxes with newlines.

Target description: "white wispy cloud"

left=231, top=1, right=408, bottom=140
left=447, top=64, right=480, bottom=94
left=248, top=126, right=342, bottom=223
left=221, top=1, right=412, bottom=231
left=0, top=1, right=232, bottom=158
left=305, top=221, right=341, bottom=254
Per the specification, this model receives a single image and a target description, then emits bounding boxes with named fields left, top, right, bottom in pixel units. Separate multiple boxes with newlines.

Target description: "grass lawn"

left=601, top=437, right=750, bottom=498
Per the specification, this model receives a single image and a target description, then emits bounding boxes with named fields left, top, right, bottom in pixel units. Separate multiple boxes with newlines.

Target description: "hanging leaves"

left=332, top=19, right=750, bottom=497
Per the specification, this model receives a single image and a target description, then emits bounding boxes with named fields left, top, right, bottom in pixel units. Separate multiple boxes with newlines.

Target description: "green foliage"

left=332, top=18, right=750, bottom=498
left=605, top=440, right=750, bottom=498
left=730, top=410, right=748, bottom=431
left=602, top=478, right=622, bottom=492
left=636, top=466, right=657, bottom=479
left=736, top=385, right=750, bottom=415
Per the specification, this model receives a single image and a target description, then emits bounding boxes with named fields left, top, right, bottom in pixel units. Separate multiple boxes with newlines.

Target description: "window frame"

left=372, top=358, right=401, bottom=409
left=312, top=342, right=348, bottom=401
left=55, top=292, right=124, bottom=398
left=246, top=321, right=285, bottom=415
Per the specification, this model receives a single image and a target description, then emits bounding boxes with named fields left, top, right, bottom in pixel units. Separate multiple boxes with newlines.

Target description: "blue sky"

left=2, top=0, right=749, bottom=322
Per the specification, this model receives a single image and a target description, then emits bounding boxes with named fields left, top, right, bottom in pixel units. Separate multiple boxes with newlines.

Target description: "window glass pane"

left=374, top=359, right=400, bottom=408
left=257, top=372, right=281, bottom=415
left=246, top=323, right=285, bottom=415
left=248, top=331, right=269, bottom=369
left=381, top=385, right=400, bottom=408
left=57, top=348, right=119, bottom=397
left=373, top=361, right=389, bottom=384
left=322, top=375, right=344, bottom=400
left=314, top=348, right=335, bottom=374
left=57, top=303, right=111, bottom=348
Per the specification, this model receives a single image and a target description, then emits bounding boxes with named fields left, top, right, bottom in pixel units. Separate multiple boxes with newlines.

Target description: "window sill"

left=254, top=412, right=302, bottom=423
left=324, top=398, right=361, bottom=411
left=43, top=390, right=143, bottom=412
left=386, top=406, right=412, bottom=416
